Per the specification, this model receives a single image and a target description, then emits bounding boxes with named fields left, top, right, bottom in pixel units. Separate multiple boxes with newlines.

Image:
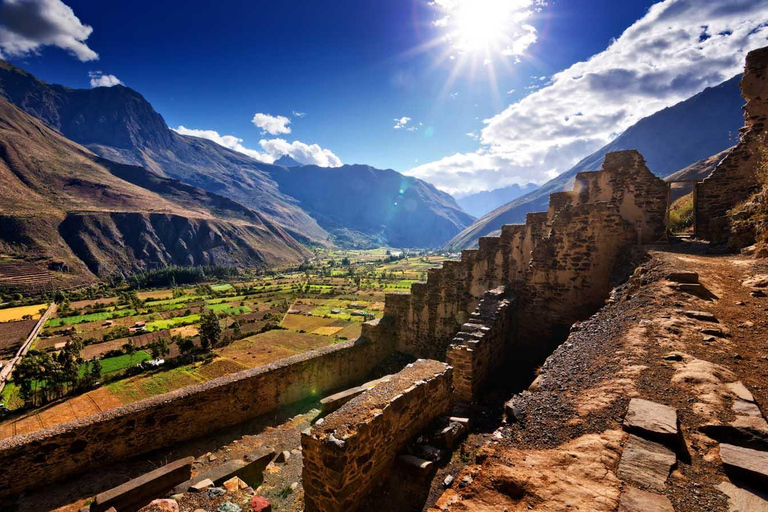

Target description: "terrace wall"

left=0, top=318, right=396, bottom=499
left=446, top=287, right=515, bottom=402
left=385, top=150, right=663, bottom=361
left=302, top=359, right=453, bottom=512
left=697, top=46, right=768, bottom=242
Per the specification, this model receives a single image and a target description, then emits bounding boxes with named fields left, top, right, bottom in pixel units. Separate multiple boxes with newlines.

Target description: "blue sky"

left=1, top=0, right=768, bottom=196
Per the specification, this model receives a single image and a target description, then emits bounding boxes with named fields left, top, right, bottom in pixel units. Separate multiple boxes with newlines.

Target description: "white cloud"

left=407, top=0, right=768, bottom=196
left=251, top=113, right=292, bottom=135
left=0, top=0, right=98, bottom=61
left=172, top=126, right=342, bottom=168
left=292, top=111, right=307, bottom=118
left=259, top=139, right=343, bottom=167
left=88, top=71, right=122, bottom=88
left=394, top=116, right=412, bottom=130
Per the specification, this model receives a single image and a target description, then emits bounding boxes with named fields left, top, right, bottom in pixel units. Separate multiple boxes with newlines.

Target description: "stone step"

left=720, top=444, right=768, bottom=488
left=91, top=456, right=193, bottom=512
left=623, top=398, right=679, bottom=448
left=174, top=448, right=275, bottom=494
left=617, top=435, right=676, bottom=491
left=618, top=486, right=674, bottom=512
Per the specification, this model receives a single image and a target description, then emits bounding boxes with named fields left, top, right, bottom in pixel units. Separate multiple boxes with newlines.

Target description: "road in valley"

left=0, top=303, right=56, bottom=396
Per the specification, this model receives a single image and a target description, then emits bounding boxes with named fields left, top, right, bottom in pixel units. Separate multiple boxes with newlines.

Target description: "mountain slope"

left=268, top=164, right=474, bottom=248
left=446, top=75, right=745, bottom=249
left=0, top=97, right=310, bottom=287
left=0, top=60, right=474, bottom=248
left=456, top=183, right=539, bottom=218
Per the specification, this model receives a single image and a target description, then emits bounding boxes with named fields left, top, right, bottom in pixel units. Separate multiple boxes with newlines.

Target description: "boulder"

left=149, top=499, right=179, bottom=512
left=617, top=435, right=676, bottom=491
left=720, top=443, right=768, bottom=487
left=618, top=486, right=674, bottom=512
left=250, top=496, right=272, bottom=512
left=623, top=398, right=678, bottom=447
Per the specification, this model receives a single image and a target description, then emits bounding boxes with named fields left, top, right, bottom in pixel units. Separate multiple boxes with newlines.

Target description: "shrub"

left=668, top=193, right=694, bottom=233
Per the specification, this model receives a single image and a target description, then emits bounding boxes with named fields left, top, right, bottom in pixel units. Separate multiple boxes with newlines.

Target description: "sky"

left=1, top=0, right=767, bottom=198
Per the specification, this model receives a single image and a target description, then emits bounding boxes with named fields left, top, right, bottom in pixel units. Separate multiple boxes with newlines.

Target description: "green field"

left=146, top=313, right=201, bottom=332
left=79, top=350, right=151, bottom=376
left=46, top=308, right=137, bottom=328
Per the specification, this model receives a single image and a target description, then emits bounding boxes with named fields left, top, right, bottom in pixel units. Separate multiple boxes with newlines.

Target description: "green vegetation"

left=79, top=351, right=150, bottom=376
left=669, top=193, right=694, bottom=233
left=46, top=308, right=136, bottom=328
left=146, top=313, right=201, bottom=332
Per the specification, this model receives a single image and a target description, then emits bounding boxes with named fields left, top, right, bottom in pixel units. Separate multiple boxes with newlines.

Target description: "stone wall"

left=697, top=46, right=768, bottom=242
left=385, top=150, right=665, bottom=360
left=446, top=287, right=515, bottom=402
left=302, top=359, right=453, bottom=512
left=0, top=318, right=395, bottom=499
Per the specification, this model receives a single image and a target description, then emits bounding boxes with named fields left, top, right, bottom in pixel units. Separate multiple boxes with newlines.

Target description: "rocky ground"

left=425, top=243, right=768, bottom=511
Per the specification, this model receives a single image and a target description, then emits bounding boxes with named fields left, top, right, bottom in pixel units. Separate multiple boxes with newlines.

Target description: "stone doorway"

left=666, top=179, right=703, bottom=236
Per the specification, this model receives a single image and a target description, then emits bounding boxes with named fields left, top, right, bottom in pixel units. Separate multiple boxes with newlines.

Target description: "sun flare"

left=452, top=0, right=516, bottom=52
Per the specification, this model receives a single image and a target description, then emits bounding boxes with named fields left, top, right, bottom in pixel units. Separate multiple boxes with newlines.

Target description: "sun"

left=450, top=0, right=516, bottom=53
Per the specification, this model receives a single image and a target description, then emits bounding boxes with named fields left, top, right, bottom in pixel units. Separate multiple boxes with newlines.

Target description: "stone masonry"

left=374, top=150, right=667, bottom=361
left=446, top=287, right=515, bottom=402
left=697, top=46, right=768, bottom=242
left=302, top=360, right=453, bottom=512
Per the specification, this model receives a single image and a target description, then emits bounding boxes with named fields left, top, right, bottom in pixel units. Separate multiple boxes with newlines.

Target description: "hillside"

left=268, top=164, right=474, bottom=248
left=446, top=74, right=745, bottom=249
left=0, top=97, right=310, bottom=288
left=0, top=60, right=473, bottom=249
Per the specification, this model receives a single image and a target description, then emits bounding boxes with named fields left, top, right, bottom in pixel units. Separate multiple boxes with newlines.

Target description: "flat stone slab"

left=617, top=435, right=676, bottom=491
left=683, top=310, right=719, bottom=322
left=666, top=271, right=699, bottom=284
left=717, top=482, right=768, bottom=512
left=726, top=382, right=755, bottom=402
left=618, top=486, right=674, bottom=512
left=624, top=399, right=678, bottom=446
left=174, top=448, right=275, bottom=493
left=702, top=416, right=768, bottom=451
left=720, top=444, right=768, bottom=487
left=92, top=456, right=193, bottom=512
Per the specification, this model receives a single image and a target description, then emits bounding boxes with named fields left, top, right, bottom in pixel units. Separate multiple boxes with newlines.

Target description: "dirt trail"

left=428, top=246, right=768, bottom=512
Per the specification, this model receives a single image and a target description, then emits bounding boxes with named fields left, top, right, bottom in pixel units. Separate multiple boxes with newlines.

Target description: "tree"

left=175, top=335, right=195, bottom=356
left=90, top=358, right=102, bottom=382
left=199, top=310, right=221, bottom=352
left=150, top=339, right=170, bottom=360
left=122, top=341, right=137, bottom=366
left=232, top=319, right=242, bottom=338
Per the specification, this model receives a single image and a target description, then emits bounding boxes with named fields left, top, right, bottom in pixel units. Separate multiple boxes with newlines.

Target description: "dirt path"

left=425, top=246, right=768, bottom=512
left=0, top=302, right=56, bottom=394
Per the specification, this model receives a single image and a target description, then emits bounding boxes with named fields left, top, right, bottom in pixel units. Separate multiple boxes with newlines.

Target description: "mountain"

left=0, top=60, right=473, bottom=249
left=0, top=97, right=310, bottom=288
left=267, top=164, right=474, bottom=248
left=455, top=183, right=539, bottom=218
left=446, top=74, right=746, bottom=250
left=274, top=155, right=303, bottom=167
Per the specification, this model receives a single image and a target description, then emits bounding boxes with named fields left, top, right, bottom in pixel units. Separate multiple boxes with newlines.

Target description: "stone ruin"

left=4, top=46, right=768, bottom=512
left=697, top=46, right=768, bottom=242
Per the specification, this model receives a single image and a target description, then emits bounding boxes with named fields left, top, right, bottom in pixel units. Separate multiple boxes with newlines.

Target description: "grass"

left=146, top=313, right=201, bottom=332
left=79, top=351, right=151, bottom=376
left=669, top=193, right=694, bottom=233
left=46, top=308, right=137, bottom=328
left=211, top=284, right=234, bottom=292
left=207, top=304, right=252, bottom=315
left=0, top=304, right=47, bottom=322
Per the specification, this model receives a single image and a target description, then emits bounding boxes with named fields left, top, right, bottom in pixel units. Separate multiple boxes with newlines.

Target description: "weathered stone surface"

left=743, top=275, right=768, bottom=288
left=190, top=479, right=214, bottom=492
left=666, top=271, right=699, bottom=284
left=617, top=435, right=676, bottom=491
left=148, top=499, right=179, bottom=512
left=90, top=456, right=192, bottom=512
left=433, top=421, right=467, bottom=450
left=398, top=454, right=435, bottom=474
left=702, top=416, right=768, bottom=451
left=720, top=443, right=768, bottom=486
left=618, top=486, right=674, bottom=512
left=623, top=399, right=678, bottom=446
left=717, top=482, right=768, bottom=512
left=302, top=360, right=452, bottom=512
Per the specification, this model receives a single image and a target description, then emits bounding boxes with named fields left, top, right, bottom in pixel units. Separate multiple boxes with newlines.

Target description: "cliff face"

left=0, top=97, right=310, bottom=289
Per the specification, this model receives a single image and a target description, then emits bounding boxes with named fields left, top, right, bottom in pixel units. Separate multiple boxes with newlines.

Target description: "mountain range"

left=0, top=60, right=472, bottom=258
left=446, top=74, right=746, bottom=249
left=455, top=183, right=539, bottom=218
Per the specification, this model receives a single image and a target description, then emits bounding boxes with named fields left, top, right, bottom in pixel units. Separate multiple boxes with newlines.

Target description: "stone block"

left=91, top=456, right=193, bottom=512
left=683, top=310, right=719, bottom=322
left=320, top=386, right=367, bottom=414
left=623, top=398, right=678, bottom=447
left=617, top=435, right=676, bottom=491
left=720, top=443, right=768, bottom=487
left=175, top=449, right=275, bottom=493
left=618, top=486, right=674, bottom=512
left=398, top=455, right=434, bottom=475
left=717, top=482, right=768, bottom=512
left=666, top=271, right=699, bottom=284
left=250, top=496, right=273, bottom=512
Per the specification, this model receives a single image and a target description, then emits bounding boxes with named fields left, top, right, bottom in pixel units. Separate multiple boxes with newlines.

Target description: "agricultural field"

left=0, top=303, right=48, bottom=322
left=0, top=247, right=450, bottom=438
